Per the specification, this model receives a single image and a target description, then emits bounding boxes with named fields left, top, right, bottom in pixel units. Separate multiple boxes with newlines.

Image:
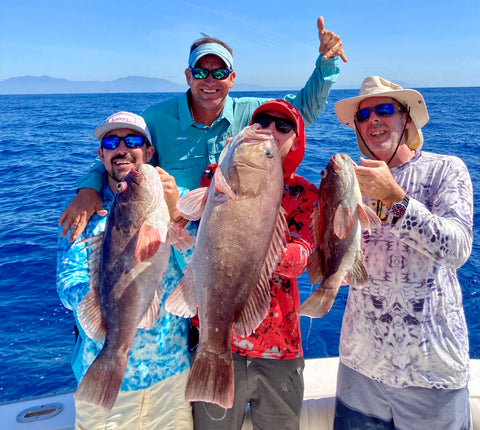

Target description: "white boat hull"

left=2, top=358, right=480, bottom=430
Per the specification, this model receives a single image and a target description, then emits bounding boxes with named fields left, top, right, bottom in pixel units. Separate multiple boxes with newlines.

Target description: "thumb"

left=317, top=16, right=325, bottom=34
left=359, top=157, right=378, bottom=167
left=95, top=202, right=108, bottom=217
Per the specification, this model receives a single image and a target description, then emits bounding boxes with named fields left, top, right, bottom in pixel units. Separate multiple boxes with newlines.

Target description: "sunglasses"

left=101, top=135, right=148, bottom=150
left=189, top=67, right=233, bottom=80
left=356, top=103, right=405, bottom=122
left=253, top=113, right=296, bottom=134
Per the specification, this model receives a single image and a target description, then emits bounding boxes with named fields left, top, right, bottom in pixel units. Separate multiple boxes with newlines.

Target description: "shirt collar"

left=179, top=91, right=234, bottom=130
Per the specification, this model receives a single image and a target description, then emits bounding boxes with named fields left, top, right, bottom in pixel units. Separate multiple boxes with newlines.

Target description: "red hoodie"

left=199, top=100, right=318, bottom=359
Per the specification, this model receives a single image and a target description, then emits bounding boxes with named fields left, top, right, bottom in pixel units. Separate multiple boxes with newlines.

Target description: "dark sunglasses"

left=101, top=135, right=148, bottom=150
left=356, top=103, right=405, bottom=122
left=189, top=67, right=233, bottom=80
left=253, top=113, right=296, bottom=134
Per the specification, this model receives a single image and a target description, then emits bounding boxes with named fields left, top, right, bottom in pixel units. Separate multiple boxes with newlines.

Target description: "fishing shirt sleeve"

left=275, top=174, right=318, bottom=278
left=285, top=56, right=340, bottom=127
left=56, top=190, right=111, bottom=310
left=75, top=156, right=106, bottom=192
left=56, top=222, right=96, bottom=311
left=391, top=153, right=473, bottom=268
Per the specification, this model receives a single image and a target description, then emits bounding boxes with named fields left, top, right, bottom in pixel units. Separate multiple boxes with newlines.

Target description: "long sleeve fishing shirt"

left=56, top=182, right=193, bottom=391
left=339, top=151, right=473, bottom=390
left=231, top=172, right=318, bottom=359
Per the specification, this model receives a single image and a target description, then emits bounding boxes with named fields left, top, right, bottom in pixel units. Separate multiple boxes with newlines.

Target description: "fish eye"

left=321, top=169, right=328, bottom=178
left=117, top=183, right=122, bottom=190
left=266, top=150, right=274, bottom=159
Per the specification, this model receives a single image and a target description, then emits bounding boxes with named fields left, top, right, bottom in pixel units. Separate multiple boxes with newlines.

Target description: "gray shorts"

left=193, top=353, right=305, bottom=430
left=334, top=362, right=470, bottom=430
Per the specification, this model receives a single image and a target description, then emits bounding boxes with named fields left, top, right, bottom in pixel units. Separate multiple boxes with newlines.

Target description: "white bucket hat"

left=93, top=111, right=152, bottom=143
left=335, top=76, right=429, bottom=156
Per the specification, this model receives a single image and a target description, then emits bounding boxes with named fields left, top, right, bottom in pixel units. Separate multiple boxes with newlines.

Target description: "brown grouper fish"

left=298, top=153, right=380, bottom=318
left=74, top=163, right=194, bottom=411
left=166, top=125, right=288, bottom=408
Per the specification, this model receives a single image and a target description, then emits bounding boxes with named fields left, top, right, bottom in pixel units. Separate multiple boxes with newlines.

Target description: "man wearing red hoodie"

left=193, top=100, right=317, bottom=430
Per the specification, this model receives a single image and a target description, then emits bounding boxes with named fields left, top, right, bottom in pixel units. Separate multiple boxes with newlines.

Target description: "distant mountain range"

left=0, top=75, right=283, bottom=95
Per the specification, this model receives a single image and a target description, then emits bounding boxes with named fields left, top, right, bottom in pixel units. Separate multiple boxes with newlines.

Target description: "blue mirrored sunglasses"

left=101, top=135, right=148, bottom=150
left=189, top=67, right=232, bottom=80
left=253, top=113, right=296, bottom=134
left=356, top=103, right=405, bottom=122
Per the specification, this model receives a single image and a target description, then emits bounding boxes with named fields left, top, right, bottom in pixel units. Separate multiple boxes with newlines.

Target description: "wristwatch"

left=391, top=194, right=410, bottom=220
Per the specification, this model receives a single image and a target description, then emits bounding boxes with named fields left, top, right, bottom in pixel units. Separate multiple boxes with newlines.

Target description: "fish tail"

left=298, top=281, right=340, bottom=318
left=74, top=350, right=127, bottom=412
left=185, top=346, right=234, bottom=409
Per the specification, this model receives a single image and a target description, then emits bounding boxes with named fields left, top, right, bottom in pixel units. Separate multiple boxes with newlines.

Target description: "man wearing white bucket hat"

left=332, top=77, right=473, bottom=429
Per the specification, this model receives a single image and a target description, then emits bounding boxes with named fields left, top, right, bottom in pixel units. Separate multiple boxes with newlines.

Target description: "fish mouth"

left=234, top=160, right=267, bottom=171
left=127, top=167, right=145, bottom=185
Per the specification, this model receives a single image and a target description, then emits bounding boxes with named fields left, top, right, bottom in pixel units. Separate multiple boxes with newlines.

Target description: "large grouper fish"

left=166, top=125, right=288, bottom=408
left=298, top=153, right=381, bottom=318
left=74, top=163, right=194, bottom=411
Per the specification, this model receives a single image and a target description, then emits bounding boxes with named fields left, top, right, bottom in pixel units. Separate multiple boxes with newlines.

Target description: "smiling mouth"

left=113, top=158, right=134, bottom=166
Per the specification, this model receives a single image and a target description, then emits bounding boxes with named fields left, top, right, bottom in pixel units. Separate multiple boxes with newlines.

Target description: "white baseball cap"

left=93, top=111, right=152, bottom=143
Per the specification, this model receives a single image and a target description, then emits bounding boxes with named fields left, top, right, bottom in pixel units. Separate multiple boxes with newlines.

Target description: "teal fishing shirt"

left=76, top=55, right=339, bottom=194
left=56, top=182, right=193, bottom=391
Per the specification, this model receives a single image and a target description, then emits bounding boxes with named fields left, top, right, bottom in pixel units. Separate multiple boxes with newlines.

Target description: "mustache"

left=112, top=154, right=135, bottom=163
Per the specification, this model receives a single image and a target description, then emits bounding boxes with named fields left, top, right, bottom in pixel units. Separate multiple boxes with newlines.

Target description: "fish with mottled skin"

left=74, top=163, right=194, bottom=411
left=298, top=153, right=380, bottom=318
left=166, top=125, right=288, bottom=408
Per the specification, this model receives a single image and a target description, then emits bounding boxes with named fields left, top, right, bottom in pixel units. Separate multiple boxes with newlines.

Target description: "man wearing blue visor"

left=59, top=16, right=347, bottom=237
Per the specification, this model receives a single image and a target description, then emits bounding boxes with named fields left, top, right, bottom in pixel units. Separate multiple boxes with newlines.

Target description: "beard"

left=107, top=154, right=137, bottom=183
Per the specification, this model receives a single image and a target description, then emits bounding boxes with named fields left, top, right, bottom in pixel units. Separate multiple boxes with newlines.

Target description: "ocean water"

left=0, top=88, right=479, bottom=402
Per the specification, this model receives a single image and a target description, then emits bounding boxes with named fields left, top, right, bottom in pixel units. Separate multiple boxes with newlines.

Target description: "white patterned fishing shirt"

left=339, top=151, right=473, bottom=390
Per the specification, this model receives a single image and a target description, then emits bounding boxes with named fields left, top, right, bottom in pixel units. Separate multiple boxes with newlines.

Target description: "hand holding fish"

left=155, top=167, right=186, bottom=225
left=58, top=188, right=107, bottom=242
left=355, top=157, right=406, bottom=208
left=318, top=16, right=347, bottom=63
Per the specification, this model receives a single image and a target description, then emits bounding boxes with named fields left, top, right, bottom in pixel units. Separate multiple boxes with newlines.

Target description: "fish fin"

left=333, top=205, right=353, bottom=239
left=298, top=277, right=341, bottom=318
left=81, top=233, right=103, bottom=272
left=177, top=187, right=209, bottom=221
left=214, top=166, right=236, bottom=201
left=77, top=284, right=106, bottom=341
left=234, top=274, right=271, bottom=337
left=235, top=207, right=288, bottom=336
left=74, top=347, right=128, bottom=412
left=347, top=250, right=368, bottom=287
left=310, top=206, right=320, bottom=245
left=185, top=345, right=234, bottom=409
left=165, top=265, right=197, bottom=317
left=138, top=289, right=161, bottom=330
left=306, top=248, right=325, bottom=285
left=135, top=223, right=162, bottom=261
left=166, top=222, right=195, bottom=251
left=357, top=203, right=382, bottom=233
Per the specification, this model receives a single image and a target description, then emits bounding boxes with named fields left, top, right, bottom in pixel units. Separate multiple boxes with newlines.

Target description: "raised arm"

left=286, top=16, right=347, bottom=126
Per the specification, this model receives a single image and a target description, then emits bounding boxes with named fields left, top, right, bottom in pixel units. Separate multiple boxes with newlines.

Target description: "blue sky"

left=1, top=0, right=479, bottom=89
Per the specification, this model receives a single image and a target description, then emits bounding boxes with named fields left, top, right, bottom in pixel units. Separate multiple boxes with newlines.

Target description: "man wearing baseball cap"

left=332, top=77, right=473, bottom=429
left=57, top=112, right=194, bottom=429
left=59, top=16, right=347, bottom=240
